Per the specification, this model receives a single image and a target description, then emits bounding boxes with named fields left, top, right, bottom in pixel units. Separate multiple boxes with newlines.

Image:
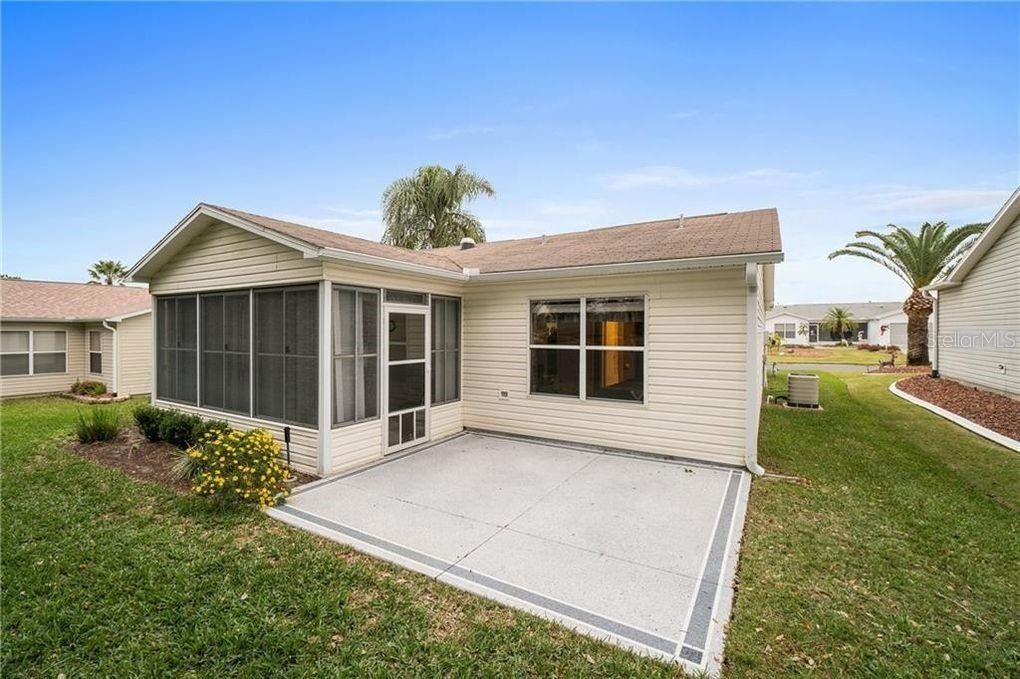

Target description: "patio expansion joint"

left=436, top=453, right=601, bottom=580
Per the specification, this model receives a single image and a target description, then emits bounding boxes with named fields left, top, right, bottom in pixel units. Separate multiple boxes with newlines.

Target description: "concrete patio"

left=268, top=432, right=750, bottom=673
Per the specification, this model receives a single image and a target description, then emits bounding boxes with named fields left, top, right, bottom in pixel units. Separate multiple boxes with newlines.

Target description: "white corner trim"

left=744, top=263, right=765, bottom=475
left=888, top=379, right=1020, bottom=452
left=317, top=281, right=333, bottom=476
left=102, top=320, right=118, bottom=395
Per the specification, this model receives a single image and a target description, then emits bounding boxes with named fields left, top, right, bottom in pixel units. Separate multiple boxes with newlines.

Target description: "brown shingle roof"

left=208, top=204, right=781, bottom=275
left=0, top=280, right=151, bottom=321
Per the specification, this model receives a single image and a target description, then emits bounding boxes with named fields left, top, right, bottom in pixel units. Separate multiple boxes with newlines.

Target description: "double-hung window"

left=774, top=323, right=797, bottom=340
left=254, top=287, right=318, bottom=427
left=89, top=331, right=103, bottom=374
left=431, top=296, right=461, bottom=405
left=200, top=291, right=251, bottom=415
left=1, top=330, right=68, bottom=376
left=1, top=331, right=31, bottom=376
left=529, top=297, right=645, bottom=402
left=156, top=296, right=198, bottom=403
left=332, top=287, right=379, bottom=425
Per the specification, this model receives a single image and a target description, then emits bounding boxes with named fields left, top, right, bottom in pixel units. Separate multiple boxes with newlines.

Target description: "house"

left=127, top=203, right=783, bottom=476
left=928, top=187, right=1020, bottom=397
left=767, top=301, right=908, bottom=346
left=0, top=280, right=152, bottom=398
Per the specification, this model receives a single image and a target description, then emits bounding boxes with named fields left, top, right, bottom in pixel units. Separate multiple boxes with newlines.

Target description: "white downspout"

left=102, top=320, right=118, bottom=396
left=744, top=263, right=766, bottom=476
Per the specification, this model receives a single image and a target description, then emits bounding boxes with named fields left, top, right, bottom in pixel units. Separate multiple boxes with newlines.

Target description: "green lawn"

left=2, top=379, right=1018, bottom=676
left=769, top=345, right=897, bottom=365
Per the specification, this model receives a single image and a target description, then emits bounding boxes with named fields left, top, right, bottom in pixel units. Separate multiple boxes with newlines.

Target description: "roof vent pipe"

left=459, top=237, right=476, bottom=250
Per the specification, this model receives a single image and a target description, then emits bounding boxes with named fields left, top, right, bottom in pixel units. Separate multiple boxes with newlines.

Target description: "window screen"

left=431, top=296, right=461, bottom=405
left=89, top=331, right=103, bottom=374
left=332, top=287, right=379, bottom=426
left=156, top=296, right=197, bottom=403
left=200, top=292, right=250, bottom=414
left=32, top=331, right=67, bottom=375
left=255, top=287, right=318, bottom=426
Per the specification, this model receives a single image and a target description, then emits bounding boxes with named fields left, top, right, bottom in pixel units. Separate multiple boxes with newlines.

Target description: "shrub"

left=887, top=345, right=901, bottom=353
left=75, top=407, right=120, bottom=443
left=133, top=404, right=167, bottom=442
left=195, top=418, right=230, bottom=441
left=158, top=411, right=204, bottom=449
left=71, top=379, right=107, bottom=396
left=169, top=447, right=202, bottom=482
left=189, top=428, right=291, bottom=507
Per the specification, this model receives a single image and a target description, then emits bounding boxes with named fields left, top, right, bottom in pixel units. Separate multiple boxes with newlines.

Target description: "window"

left=200, top=292, right=250, bottom=415
left=530, top=300, right=581, bottom=396
left=332, top=287, right=379, bottom=426
left=89, top=331, right=103, bottom=374
left=255, top=287, right=318, bottom=426
left=157, top=296, right=198, bottom=403
left=774, top=323, right=797, bottom=340
left=585, top=298, right=644, bottom=402
left=431, top=296, right=461, bottom=405
left=1, top=331, right=30, bottom=376
left=529, top=297, right=645, bottom=402
left=1, top=330, right=67, bottom=376
left=385, top=289, right=427, bottom=305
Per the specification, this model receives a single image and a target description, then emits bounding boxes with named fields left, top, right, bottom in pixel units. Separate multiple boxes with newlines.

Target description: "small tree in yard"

left=821, top=307, right=857, bottom=343
left=828, top=221, right=985, bottom=365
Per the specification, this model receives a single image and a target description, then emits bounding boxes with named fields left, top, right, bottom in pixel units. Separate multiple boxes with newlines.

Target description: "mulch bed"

left=70, top=426, right=318, bottom=494
left=897, top=376, right=1020, bottom=442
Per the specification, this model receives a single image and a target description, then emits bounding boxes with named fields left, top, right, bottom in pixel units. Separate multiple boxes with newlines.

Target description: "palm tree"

left=88, top=259, right=128, bottom=285
left=821, top=307, right=857, bottom=343
left=829, top=221, right=984, bottom=364
left=381, top=165, right=494, bottom=249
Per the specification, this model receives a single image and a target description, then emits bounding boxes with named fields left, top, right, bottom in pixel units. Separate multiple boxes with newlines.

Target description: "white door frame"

left=381, top=303, right=430, bottom=454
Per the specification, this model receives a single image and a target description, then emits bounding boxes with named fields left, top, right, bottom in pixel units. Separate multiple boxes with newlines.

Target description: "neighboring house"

left=127, top=203, right=783, bottom=476
left=929, top=187, right=1020, bottom=397
left=0, top=280, right=152, bottom=398
left=767, top=302, right=908, bottom=346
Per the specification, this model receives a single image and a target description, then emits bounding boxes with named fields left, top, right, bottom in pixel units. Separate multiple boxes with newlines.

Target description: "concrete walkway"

left=269, top=432, right=749, bottom=673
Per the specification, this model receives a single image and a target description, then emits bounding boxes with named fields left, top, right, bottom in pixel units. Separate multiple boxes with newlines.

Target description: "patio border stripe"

left=677, top=470, right=741, bottom=654
left=273, top=504, right=680, bottom=656
left=273, top=505, right=451, bottom=572
left=443, top=564, right=679, bottom=655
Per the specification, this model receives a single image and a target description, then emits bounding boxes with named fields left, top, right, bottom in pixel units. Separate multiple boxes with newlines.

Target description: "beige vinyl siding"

left=461, top=266, right=749, bottom=466
left=937, top=215, right=1020, bottom=395
left=322, top=261, right=463, bottom=297
left=116, top=313, right=152, bottom=396
left=152, top=399, right=320, bottom=474
left=149, top=221, right=324, bottom=295
left=330, top=419, right=384, bottom=474
left=431, top=400, right=463, bottom=440
left=0, top=322, right=86, bottom=398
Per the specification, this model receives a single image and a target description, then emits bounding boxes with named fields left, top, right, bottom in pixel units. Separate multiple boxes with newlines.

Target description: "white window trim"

left=1, top=330, right=68, bottom=377
left=88, top=330, right=103, bottom=375
left=527, top=295, right=647, bottom=405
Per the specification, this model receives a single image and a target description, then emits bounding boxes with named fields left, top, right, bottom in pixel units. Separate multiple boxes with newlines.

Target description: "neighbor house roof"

left=767, top=301, right=903, bottom=322
left=129, top=203, right=783, bottom=283
left=928, top=186, right=1020, bottom=290
left=0, top=279, right=151, bottom=322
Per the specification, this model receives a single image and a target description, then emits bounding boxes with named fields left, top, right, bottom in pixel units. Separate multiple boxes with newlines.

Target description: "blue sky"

left=3, top=2, right=1017, bottom=303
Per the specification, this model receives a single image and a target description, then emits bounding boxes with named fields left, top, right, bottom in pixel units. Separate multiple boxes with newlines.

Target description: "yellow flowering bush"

left=188, top=428, right=291, bottom=507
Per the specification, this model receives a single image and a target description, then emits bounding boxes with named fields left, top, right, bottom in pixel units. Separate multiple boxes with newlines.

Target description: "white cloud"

left=603, top=165, right=818, bottom=190
left=275, top=209, right=384, bottom=241
left=853, top=187, right=1011, bottom=216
